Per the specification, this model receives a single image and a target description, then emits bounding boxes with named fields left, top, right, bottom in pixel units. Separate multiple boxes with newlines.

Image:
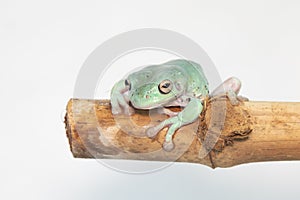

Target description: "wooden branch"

left=64, top=98, right=300, bottom=168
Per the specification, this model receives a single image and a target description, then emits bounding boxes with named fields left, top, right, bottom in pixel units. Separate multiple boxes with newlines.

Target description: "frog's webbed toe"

left=111, top=96, right=123, bottom=115
left=146, top=98, right=203, bottom=151
left=111, top=101, right=134, bottom=115
left=227, top=90, right=240, bottom=106
left=146, top=127, right=159, bottom=138
left=110, top=79, right=133, bottom=115
left=111, top=92, right=134, bottom=115
left=209, top=92, right=248, bottom=106
left=225, top=91, right=249, bottom=106
left=210, top=77, right=248, bottom=106
left=163, top=140, right=175, bottom=151
left=237, top=95, right=249, bottom=102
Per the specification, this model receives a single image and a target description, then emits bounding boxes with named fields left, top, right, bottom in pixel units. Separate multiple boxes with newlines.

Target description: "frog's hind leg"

left=210, top=77, right=247, bottom=105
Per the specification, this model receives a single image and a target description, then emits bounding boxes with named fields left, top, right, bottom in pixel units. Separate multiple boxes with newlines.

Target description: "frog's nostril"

left=145, top=95, right=150, bottom=99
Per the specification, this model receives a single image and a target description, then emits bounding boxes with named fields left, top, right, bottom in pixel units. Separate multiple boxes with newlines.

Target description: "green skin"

left=111, top=59, right=242, bottom=151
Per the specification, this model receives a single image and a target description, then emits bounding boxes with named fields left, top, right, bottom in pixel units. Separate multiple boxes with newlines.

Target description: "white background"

left=1, top=0, right=300, bottom=199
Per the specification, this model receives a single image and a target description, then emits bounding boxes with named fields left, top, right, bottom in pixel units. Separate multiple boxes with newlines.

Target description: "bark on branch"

left=64, top=98, right=300, bottom=168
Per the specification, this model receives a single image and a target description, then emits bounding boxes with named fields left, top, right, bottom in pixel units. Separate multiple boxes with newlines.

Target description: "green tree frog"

left=110, top=59, right=242, bottom=151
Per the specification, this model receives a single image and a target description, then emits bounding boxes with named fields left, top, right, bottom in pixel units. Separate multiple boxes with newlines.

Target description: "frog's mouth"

left=130, top=96, right=176, bottom=110
left=130, top=100, right=160, bottom=110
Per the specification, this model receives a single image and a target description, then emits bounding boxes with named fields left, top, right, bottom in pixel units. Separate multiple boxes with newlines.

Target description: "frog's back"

left=164, top=59, right=209, bottom=97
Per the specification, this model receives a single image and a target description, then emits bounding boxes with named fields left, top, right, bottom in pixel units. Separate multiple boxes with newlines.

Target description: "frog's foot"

left=227, top=91, right=249, bottom=105
left=111, top=104, right=122, bottom=115
left=227, top=90, right=240, bottom=106
left=147, top=98, right=203, bottom=151
left=210, top=92, right=246, bottom=106
left=111, top=93, right=135, bottom=115
left=145, top=110, right=181, bottom=139
left=111, top=103, right=135, bottom=115
left=163, top=140, right=175, bottom=152
left=146, top=126, right=160, bottom=138
left=210, top=77, right=246, bottom=106
left=237, top=95, right=249, bottom=102
left=146, top=126, right=175, bottom=152
left=110, top=79, right=134, bottom=115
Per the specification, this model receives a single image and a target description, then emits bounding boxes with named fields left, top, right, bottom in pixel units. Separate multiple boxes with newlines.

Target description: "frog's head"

left=128, top=78, right=186, bottom=109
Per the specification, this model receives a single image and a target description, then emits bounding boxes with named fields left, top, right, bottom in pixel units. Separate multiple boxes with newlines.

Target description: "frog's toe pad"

left=229, top=95, right=249, bottom=106
left=237, top=95, right=249, bottom=102
left=229, top=98, right=240, bottom=106
left=163, top=140, right=175, bottom=152
left=146, top=127, right=158, bottom=138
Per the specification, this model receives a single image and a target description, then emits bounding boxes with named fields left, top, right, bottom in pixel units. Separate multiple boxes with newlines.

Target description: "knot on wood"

left=197, top=99, right=253, bottom=153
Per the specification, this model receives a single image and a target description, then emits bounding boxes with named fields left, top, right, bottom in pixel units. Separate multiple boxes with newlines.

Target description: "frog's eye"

left=158, top=80, right=172, bottom=94
left=125, top=79, right=131, bottom=90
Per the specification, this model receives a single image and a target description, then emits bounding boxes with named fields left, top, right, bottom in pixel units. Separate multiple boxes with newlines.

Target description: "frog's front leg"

left=210, top=77, right=245, bottom=105
left=110, top=79, right=134, bottom=115
left=146, top=97, right=203, bottom=151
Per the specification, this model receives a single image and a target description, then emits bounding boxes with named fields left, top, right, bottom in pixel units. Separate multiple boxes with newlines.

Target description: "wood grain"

left=64, top=98, right=300, bottom=168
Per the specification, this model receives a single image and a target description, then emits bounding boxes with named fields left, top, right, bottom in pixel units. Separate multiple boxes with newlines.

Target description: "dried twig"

left=64, top=98, right=300, bottom=168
